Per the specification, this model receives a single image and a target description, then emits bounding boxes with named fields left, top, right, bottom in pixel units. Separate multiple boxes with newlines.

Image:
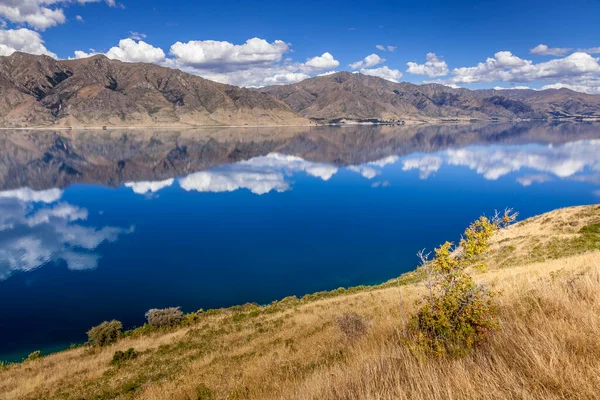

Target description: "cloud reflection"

left=400, top=140, right=600, bottom=187
left=0, top=188, right=132, bottom=280
left=178, top=153, right=338, bottom=195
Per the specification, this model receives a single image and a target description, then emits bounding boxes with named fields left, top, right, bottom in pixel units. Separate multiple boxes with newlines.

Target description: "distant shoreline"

left=1, top=117, right=599, bottom=131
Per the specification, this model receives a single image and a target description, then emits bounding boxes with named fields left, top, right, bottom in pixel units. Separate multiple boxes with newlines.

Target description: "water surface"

left=1, top=122, right=599, bottom=361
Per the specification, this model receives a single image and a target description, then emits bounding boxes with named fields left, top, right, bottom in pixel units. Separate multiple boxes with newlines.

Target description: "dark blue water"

left=1, top=123, right=599, bottom=362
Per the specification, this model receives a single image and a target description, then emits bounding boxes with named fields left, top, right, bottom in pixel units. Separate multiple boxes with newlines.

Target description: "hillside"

left=2, top=54, right=600, bottom=128
left=1, top=205, right=599, bottom=400
left=0, top=52, right=307, bottom=128
left=260, top=72, right=600, bottom=123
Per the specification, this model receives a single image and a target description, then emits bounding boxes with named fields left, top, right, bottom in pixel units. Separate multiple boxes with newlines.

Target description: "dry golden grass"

left=1, top=205, right=599, bottom=400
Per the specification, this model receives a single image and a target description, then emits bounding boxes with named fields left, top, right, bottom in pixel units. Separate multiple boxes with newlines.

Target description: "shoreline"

left=1, top=117, right=599, bottom=131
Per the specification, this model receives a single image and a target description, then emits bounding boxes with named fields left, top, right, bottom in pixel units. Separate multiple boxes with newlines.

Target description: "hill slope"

left=1, top=205, right=599, bottom=400
left=260, top=72, right=600, bottom=122
left=0, top=52, right=307, bottom=128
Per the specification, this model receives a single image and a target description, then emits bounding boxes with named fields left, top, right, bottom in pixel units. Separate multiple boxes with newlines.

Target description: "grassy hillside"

left=1, top=205, right=599, bottom=400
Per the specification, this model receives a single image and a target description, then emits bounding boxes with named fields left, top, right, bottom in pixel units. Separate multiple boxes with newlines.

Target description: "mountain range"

left=1, top=52, right=600, bottom=128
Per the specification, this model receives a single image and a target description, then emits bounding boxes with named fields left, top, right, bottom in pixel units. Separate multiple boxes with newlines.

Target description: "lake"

left=1, top=122, right=599, bottom=362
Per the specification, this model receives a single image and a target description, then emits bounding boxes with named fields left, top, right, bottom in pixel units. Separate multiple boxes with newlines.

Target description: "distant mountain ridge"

left=1, top=53, right=600, bottom=127
left=0, top=52, right=307, bottom=128
left=259, top=72, right=600, bottom=122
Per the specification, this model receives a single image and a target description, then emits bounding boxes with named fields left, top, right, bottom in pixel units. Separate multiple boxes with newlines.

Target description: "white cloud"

left=169, top=38, right=289, bottom=71
left=580, top=47, right=600, bottom=54
left=350, top=53, right=385, bottom=69
left=0, top=27, right=56, bottom=57
left=450, top=51, right=600, bottom=86
left=124, top=179, right=174, bottom=195
left=0, top=0, right=115, bottom=30
left=493, top=86, right=531, bottom=90
left=129, top=31, right=146, bottom=40
left=406, top=53, right=449, bottom=77
left=376, top=45, right=396, bottom=52
left=540, top=81, right=600, bottom=94
left=530, top=44, right=572, bottom=56
left=105, top=38, right=166, bottom=63
left=359, top=66, right=403, bottom=82
left=303, top=52, right=339, bottom=72
left=318, top=70, right=338, bottom=76
left=75, top=15, right=83, bottom=22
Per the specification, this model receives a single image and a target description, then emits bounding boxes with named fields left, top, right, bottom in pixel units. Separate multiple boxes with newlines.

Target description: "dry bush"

left=336, top=312, right=367, bottom=341
left=145, top=307, right=184, bottom=328
left=86, top=320, right=122, bottom=347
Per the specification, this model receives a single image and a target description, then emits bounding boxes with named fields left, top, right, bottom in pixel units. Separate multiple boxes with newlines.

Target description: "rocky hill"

left=2, top=53, right=600, bottom=127
left=260, top=72, right=600, bottom=122
left=0, top=52, right=307, bottom=128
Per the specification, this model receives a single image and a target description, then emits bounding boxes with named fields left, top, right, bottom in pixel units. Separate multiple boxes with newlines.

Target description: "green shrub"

left=410, top=209, right=517, bottom=356
left=87, top=320, right=123, bottom=347
left=26, top=350, right=42, bottom=361
left=145, top=307, right=183, bottom=328
left=110, top=348, right=138, bottom=366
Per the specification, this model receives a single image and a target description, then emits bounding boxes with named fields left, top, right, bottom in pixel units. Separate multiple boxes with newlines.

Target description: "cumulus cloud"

left=75, top=15, right=83, bottom=22
left=73, top=38, right=166, bottom=63
left=0, top=27, right=56, bottom=57
left=105, top=38, right=166, bottom=63
left=169, top=38, right=289, bottom=71
left=530, top=44, right=572, bottom=56
left=359, top=66, right=403, bottom=82
left=303, top=52, right=339, bottom=72
left=0, top=0, right=115, bottom=30
left=346, top=155, right=401, bottom=181
left=124, top=179, right=174, bottom=195
left=179, top=153, right=338, bottom=195
left=580, top=47, right=600, bottom=54
left=349, top=53, right=385, bottom=69
left=450, top=51, right=600, bottom=87
left=0, top=193, right=131, bottom=280
left=406, top=53, right=449, bottom=77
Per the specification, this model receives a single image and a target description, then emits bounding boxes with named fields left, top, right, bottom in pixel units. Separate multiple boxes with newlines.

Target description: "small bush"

left=26, top=350, right=41, bottom=361
left=110, top=348, right=138, bottom=366
left=195, top=383, right=214, bottom=400
left=145, top=307, right=184, bottom=328
left=87, top=320, right=123, bottom=347
left=336, top=312, right=367, bottom=341
left=410, top=209, right=517, bottom=356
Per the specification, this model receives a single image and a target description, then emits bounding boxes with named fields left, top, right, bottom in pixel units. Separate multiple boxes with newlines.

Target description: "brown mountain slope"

left=259, top=72, right=600, bottom=122
left=0, top=52, right=308, bottom=128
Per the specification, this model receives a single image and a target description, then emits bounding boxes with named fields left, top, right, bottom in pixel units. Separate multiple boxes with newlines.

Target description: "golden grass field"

left=1, top=205, right=599, bottom=400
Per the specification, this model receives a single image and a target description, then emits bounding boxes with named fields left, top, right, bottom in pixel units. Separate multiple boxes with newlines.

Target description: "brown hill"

left=0, top=52, right=307, bottom=128
left=259, top=72, right=600, bottom=122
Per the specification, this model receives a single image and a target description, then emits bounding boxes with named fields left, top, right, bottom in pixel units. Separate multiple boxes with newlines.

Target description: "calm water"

left=1, top=122, right=600, bottom=362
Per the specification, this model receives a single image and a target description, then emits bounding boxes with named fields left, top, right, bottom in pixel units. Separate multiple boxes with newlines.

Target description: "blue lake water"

left=1, top=122, right=600, bottom=362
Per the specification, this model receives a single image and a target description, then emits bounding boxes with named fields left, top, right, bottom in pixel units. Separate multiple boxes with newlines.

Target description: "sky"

left=0, top=0, right=599, bottom=92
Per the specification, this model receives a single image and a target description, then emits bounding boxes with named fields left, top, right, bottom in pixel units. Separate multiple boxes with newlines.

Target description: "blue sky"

left=1, top=0, right=599, bottom=92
